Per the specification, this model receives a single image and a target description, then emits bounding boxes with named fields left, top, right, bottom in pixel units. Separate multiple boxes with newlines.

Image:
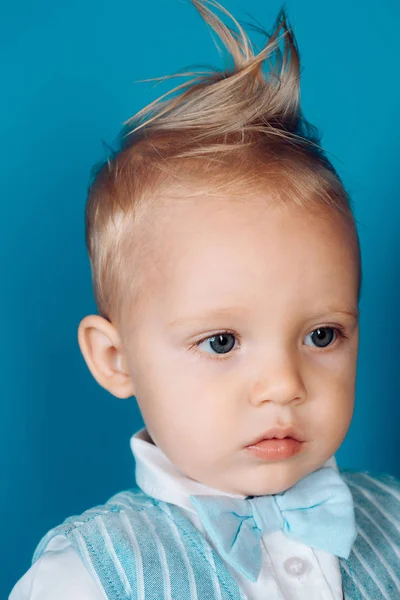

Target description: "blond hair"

left=85, top=0, right=361, bottom=330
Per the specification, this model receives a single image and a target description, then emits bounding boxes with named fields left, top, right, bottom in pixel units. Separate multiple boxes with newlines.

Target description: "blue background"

left=3, top=0, right=399, bottom=596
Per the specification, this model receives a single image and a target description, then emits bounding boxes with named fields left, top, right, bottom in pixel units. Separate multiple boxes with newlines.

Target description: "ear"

left=77, top=315, right=135, bottom=399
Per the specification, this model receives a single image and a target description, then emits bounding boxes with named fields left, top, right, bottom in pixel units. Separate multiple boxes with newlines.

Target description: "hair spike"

left=118, top=0, right=316, bottom=150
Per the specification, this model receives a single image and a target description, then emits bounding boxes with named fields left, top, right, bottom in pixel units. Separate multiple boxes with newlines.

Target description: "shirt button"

left=283, top=556, right=309, bottom=577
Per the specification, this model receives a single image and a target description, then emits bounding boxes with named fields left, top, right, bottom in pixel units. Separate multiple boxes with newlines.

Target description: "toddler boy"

left=9, top=1, right=400, bottom=598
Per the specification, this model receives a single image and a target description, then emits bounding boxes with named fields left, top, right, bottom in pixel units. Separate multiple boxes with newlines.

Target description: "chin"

left=241, top=481, right=286, bottom=497
left=246, top=467, right=306, bottom=497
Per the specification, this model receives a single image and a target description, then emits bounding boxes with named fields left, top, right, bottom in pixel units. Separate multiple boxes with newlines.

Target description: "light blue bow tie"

left=189, top=466, right=357, bottom=582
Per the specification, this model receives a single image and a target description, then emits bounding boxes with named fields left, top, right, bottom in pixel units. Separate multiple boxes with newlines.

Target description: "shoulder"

left=9, top=542, right=106, bottom=600
left=32, top=486, right=154, bottom=564
left=340, top=468, right=400, bottom=495
left=339, top=468, right=400, bottom=522
left=339, top=469, right=400, bottom=584
left=24, top=488, right=158, bottom=600
left=28, top=489, right=209, bottom=600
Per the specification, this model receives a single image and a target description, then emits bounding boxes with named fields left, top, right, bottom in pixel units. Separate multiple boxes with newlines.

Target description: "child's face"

left=120, top=191, right=359, bottom=496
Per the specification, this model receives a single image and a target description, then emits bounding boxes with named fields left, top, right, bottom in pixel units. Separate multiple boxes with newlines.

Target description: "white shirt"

left=9, top=427, right=344, bottom=600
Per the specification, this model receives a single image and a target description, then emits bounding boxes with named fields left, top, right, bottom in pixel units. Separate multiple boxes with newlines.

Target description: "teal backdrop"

left=3, top=0, right=399, bottom=596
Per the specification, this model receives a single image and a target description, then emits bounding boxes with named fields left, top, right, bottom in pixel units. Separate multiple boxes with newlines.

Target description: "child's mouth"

left=244, top=437, right=304, bottom=460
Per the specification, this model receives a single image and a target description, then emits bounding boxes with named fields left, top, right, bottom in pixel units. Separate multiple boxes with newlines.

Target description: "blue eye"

left=304, top=327, right=341, bottom=348
left=196, top=332, right=237, bottom=355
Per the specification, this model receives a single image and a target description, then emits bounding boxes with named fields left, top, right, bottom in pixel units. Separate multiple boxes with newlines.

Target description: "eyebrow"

left=167, top=307, right=360, bottom=328
left=168, top=307, right=247, bottom=328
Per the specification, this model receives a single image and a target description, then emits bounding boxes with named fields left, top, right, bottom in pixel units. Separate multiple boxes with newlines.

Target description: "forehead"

left=134, top=193, right=359, bottom=316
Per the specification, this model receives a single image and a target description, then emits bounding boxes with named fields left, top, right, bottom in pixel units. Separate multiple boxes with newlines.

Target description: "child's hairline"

left=100, top=169, right=361, bottom=343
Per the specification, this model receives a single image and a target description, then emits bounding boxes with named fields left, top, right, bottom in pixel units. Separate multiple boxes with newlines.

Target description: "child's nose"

left=249, top=352, right=306, bottom=407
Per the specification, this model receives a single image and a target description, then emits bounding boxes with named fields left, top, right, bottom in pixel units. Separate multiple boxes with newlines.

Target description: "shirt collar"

left=130, top=427, right=339, bottom=514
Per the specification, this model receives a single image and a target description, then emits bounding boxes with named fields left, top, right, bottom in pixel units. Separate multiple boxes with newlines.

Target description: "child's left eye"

left=304, top=326, right=346, bottom=348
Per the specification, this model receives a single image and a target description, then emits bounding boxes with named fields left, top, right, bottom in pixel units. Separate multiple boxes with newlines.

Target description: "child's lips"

left=244, top=437, right=304, bottom=460
left=245, top=425, right=304, bottom=446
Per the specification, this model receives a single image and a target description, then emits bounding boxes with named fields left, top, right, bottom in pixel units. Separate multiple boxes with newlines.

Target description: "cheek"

left=134, top=365, right=226, bottom=447
left=306, top=352, right=356, bottom=432
left=311, top=377, right=355, bottom=443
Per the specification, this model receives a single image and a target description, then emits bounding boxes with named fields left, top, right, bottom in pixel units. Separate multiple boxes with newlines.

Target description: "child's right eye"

left=191, top=331, right=239, bottom=359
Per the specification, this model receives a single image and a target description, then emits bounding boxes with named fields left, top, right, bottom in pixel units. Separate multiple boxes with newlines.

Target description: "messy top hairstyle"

left=85, top=0, right=361, bottom=332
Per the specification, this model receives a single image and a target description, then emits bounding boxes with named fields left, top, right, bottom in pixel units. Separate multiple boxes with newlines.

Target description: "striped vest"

left=32, top=469, right=400, bottom=600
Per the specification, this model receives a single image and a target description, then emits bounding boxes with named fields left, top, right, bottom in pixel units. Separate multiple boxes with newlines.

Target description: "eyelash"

left=189, top=326, right=348, bottom=361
